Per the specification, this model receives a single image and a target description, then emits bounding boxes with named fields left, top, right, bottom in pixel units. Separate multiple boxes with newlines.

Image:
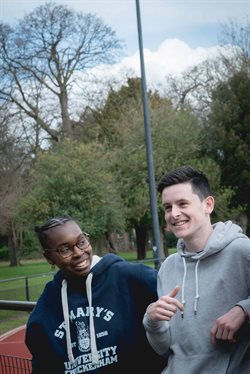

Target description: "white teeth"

left=174, top=221, right=186, bottom=226
left=75, top=260, right=87, bottom=267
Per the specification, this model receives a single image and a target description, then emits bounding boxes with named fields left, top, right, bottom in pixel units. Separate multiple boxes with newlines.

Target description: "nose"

left=171, top=205, right=181, bottom=218
left=72, top=244, right=83, bottom=256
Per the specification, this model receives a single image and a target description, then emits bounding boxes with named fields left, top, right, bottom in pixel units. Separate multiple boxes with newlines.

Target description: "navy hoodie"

left=25, top=253, right=165, bottom=373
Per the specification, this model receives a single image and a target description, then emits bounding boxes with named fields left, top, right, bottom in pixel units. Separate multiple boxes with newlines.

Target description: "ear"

left=204, top=196, right=214, bottom=214
left=43, top=250, right=55, bottom=265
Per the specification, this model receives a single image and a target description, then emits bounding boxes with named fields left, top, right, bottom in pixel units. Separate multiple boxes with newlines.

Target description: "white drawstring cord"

left=194, top=260, right=200, bottom=315
left=181, top=257, right=187, bottom=318
left=61, top=279, right=75, bottom=363
left=86, top=273, right=99, bottom=365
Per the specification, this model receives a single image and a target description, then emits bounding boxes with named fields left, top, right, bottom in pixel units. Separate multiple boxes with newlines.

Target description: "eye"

left=58, top=245, right=71, bottom=254
left=77, top=238, right=88, bottom=247
left=164, top=206, right=171, bottom=212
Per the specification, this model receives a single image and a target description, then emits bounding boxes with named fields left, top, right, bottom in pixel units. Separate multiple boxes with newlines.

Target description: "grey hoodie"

left=143, top=221, right=250, bottom=374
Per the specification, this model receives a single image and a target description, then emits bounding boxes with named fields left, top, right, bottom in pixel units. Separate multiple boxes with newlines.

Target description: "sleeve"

left=25, top=321, right=63, bottom=374
left=143, top=309, right=171, bottom=358
left=236, top=299, right=250, bottom=320
left=236, top=239, right=250, bottom=316
left=142, top=263, right=172, bottom=358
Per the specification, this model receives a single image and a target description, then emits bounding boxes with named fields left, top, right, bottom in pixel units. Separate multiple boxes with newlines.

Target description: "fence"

left=0, top=273, right=55, bottom=302
left=0, top=354, right=32, bottom=374
left=0, top=273, right=54, bottom=374
left=0, top=300, right=36, bottom=311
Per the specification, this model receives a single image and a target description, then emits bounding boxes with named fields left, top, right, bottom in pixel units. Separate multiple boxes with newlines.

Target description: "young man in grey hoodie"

left=143, top=165, right=250, bottom=374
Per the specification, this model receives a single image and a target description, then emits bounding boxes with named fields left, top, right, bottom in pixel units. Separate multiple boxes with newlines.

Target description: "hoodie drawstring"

left=61, top=274, right=99, bottom=365
left=181, top=257, right=187, bottom=318
left=194, top=260, right=200, bottom=315
left=61, top=279, right=75, bottom=363
left=86, top=273, right=99, bottom=365
left=181, top=257, right=201, bottom=317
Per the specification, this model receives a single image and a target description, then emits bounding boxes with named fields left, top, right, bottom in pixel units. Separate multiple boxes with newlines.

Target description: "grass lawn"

left=0, top=258, right=54, bottom=335
left=0, top=249, right=175, bottom=335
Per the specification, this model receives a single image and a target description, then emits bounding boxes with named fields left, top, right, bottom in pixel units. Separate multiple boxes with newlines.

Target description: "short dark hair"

left=34, top=215, right=75, bottom=249
left=157, top=165, right=212, bottom=200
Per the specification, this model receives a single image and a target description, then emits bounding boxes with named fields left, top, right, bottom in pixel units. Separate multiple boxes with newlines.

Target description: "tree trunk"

left=162, top=226, right=169, bottom=258
left=8, top=231, right=20, bottom=267
left=134, top=222, right=147, bottom=260
left=105, top=232, right=118, bottom=253
left=60, top=88, right=73, bottom=137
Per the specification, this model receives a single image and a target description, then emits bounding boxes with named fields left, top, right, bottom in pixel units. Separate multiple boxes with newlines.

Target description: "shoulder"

left=112, top=261, right=158, bottom=293
left=29, top=272, right=62, bottom=314
left=157, top=253, right=180, bottom=277
left=227, top=235, right=250, bottom=255
left=117, top=260, right=157, bottom=278
left=160, top=252, right=179, bottom=267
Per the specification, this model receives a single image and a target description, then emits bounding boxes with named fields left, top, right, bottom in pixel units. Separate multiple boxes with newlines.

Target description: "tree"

left=163, top=58, right=228, bottom=119
left=18, top=140, right=126, bottom=255
left=218, top=17, right=250, bottom=73
left=90, top=78, right=166, bottom=259
left=93, top=78, right=215, bottom=259
left=0, top=2, right=123, bottom=148
left=164, top=18, right=250, bottom=119
left=204, top=69, right=250, bottom=234
left=0, top=105, right=31, bottom=265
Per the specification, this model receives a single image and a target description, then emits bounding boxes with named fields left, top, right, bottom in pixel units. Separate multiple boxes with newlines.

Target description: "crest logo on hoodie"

left=76, top=321, right=90, bottom=352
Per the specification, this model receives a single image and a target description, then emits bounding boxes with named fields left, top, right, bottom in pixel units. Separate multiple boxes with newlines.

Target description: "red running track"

left=0, top=325, right=31, bottom=358
left=0, top=325, right=32, bottom=374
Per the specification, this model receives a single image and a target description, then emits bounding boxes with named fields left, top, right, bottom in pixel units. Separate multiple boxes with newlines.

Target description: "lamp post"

left=135, top=0, right=163, bottom=269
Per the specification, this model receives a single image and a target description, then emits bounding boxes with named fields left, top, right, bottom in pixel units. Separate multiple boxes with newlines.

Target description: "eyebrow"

left=57, top=233, right=85, bottom=247
left=162, top=198, right=190, bottom=207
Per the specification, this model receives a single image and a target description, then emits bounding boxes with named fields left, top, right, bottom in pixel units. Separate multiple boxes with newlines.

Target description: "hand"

left=211, top=305, right=246, bottom=345
left=147, top=285, right=184, bottom=321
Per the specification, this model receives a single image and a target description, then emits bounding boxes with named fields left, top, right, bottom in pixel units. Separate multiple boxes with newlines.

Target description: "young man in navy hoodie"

left=25, top=215, right=165, bottom=373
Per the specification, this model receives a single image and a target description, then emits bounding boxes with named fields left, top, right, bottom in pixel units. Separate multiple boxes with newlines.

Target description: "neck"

left=184, top=225, right=213, bottom=253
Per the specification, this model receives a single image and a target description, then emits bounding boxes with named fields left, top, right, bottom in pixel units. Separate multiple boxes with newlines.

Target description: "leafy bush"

left=0, top=245, right=9, bottom=260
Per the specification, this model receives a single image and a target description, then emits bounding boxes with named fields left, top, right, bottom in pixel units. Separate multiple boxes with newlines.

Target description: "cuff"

left=236, top=304, right=249, bottom=322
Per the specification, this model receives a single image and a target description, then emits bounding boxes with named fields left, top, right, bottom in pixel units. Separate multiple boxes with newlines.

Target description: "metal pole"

left=135, top=0, right=163, bottom=269
left=25, top=276, right=30, bottom=301
left=0, top=299, right=36, bottom=311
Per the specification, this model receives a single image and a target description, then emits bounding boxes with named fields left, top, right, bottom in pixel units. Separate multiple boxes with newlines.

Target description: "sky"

left=0, top=0, right=250, bottom=87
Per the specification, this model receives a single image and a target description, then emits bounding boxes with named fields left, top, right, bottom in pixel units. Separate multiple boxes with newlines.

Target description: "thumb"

left=168, top=285, right=181, bottom=298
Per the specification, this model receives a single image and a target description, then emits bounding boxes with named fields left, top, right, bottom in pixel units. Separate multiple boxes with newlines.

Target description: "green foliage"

left=91, top=77, right=233, bottom=232
left=164, top=231, right=178, bottom=248
left=114, top=98, right=216, bottom=228
left=18, top=140, right=125, bottom=243
left=21, top=231, right=43, bottom=259
left=151, top=105, right=204, bottom=178
left=94, top=77, right=166, bottom=147
left=204, top=69, right=250, bottom=231
left=0, top=245, right=9, bottom=261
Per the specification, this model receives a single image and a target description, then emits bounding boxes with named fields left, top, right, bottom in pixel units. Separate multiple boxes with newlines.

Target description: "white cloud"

left=69, top=37, right=229, bottom=117
left=86, top=38, right=223, bottom=90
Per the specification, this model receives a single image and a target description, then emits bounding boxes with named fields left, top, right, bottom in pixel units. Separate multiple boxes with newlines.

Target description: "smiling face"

left=162, top=182, right=214, bottom=251
left=43, top=221, right=93, bottom=278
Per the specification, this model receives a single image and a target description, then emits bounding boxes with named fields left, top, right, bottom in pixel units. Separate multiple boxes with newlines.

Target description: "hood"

left=90, top=252, right=124, bottom=275
left=177, top=220, right=245, bottom=260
